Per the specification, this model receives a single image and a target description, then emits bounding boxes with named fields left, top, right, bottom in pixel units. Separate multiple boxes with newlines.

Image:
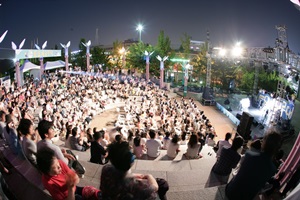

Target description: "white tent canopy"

left=44, top=60, right=71, bottom=70
left=20, top=60, right=40, bottom=73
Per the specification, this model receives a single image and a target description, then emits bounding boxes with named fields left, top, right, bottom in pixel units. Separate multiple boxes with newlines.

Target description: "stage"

left=214, top=93, right=295, bottom=140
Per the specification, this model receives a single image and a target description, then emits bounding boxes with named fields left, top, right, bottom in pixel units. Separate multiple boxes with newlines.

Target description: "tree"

left=190, top=44, right=207, bottom=84
left=126, top=42, right=155, bottom=74
left=91, top=46, right=110, bottom=71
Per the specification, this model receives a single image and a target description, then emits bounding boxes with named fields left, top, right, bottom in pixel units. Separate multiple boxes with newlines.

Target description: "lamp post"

left=156, top=55, right=168, bottom=89
left=11, top=39, right=26, bottom=87
left=35, top=41, right=47, bottom=80
left=144, top=50, right=154, bottom=81
left=136, top=24, right=143, bottom=42
left=82, top=40, right=91, bottom=72
left=60, top=41, right=71, bottom=71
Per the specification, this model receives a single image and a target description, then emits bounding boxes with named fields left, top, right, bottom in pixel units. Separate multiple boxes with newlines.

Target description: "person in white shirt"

left=167, top=134, right=180, bottom=159
left=146, top=129, right=162, bottom=158
left=216, top=132, right=232, bottom=158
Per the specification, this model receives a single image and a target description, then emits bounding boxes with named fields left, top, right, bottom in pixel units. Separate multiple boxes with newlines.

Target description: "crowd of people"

left=0, top=70, right=298, bottom=199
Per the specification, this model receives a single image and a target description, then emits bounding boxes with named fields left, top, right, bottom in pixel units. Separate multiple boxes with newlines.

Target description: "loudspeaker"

left=202, top=87, right=212, bottom=100
left=237, top=112, right=254, bottom=140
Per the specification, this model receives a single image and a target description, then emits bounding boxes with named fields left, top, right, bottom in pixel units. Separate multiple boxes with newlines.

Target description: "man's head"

left=225, top=132, right=232, bottom=141
left=262, top=131, right=282, bottom=157
left=149, top=129, right=156, bottom=139
left=38, top=120, right=54, bottom=140
left=231, top=136, right=244, bottom=151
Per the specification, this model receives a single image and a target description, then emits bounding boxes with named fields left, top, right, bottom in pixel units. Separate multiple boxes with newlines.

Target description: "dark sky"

left=0, top=0, right=300, bottom=53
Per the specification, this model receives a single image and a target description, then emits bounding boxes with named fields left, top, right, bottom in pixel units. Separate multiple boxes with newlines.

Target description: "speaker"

left=237, top=112, right=254, bottom=140
left=202, top=87, right=212, bottom=100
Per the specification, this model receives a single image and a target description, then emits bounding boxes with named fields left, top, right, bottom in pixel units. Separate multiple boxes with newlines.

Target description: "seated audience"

left=133, top=135, right=145, bottom=158
left=37, top=120, right=85, bottom=176
left=215, top=132, right=232, bottom=158
left=18, top=118, right=37, bottom=166
left=225, top=131, right=282, bottom=200
left=37, top=147, right=100, bottom=200
left=167, top=134, right=180, bottom=159
left=90, top=131, right=107, bottom=164
left=184, top=134, right=202, bottom=159
left=146, top=129, right=162, bottom=158
left=100, top=141, right=169, bottom=200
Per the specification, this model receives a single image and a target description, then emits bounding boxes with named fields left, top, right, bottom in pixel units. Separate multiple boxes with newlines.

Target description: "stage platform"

left=214, top=93, right=296, bottom=140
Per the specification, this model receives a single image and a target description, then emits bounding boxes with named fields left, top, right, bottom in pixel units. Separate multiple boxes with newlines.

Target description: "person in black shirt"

left=90, top=131, right=107, bottom=164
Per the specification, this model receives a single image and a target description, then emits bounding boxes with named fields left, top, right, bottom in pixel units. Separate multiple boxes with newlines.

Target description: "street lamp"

left=82, top=40, right=91, bottom=72
left=136, top=24, right=143, bottom=42
left=156, top=55, right=168, bottom=89
left=12, top=38, right=26, bottom=87
left=144, top=50, right=154, bottom=81
left=60, top=41, right=71, bottom=71
left=35, top=41, right=47, bottom=80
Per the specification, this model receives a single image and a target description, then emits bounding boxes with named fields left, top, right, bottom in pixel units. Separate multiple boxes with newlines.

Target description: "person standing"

left=211, top=136, right=244, bottom=183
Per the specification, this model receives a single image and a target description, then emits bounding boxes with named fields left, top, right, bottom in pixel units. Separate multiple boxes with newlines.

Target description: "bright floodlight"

left=136, top=24, right=143, bottom=31
left=219, top=48, right=227, bottom=57
left=231, top=43, right=243, bottom=57
left=136, top=24, right=143, bottom=42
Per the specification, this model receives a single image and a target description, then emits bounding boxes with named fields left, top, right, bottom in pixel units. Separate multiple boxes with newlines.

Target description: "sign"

left=15, top=49, right=61, bottom=59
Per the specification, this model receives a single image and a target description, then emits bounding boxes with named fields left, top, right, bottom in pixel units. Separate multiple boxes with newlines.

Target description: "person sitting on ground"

left=18, top=118, right=37, bottom=167
left=211, top=136, right=244, bottom=184
left=215, top=132, right=232, bottom=158
left=225, top=131, right=283, bottom=200
left=167, top=134, right=180, bottom=159
left=184, top=134, right=202, bottom=159
left=90, top=131, right=108, bottom=165
left=37, top=120, right=85, bottom=176
left=99, top=130, right=109, bottom=149
left=133, top=135, right=146, bottom=159
left=100, top=141, right=169, bottom=200
left=146, top=129, right=162, bottom=158
left=69, top=127, right=88, bottom=152
left=162, top=131, right=171, bottom=150
left=3, top=114, right=22, bottom=155
left=37, top=147, right=101, bottom=200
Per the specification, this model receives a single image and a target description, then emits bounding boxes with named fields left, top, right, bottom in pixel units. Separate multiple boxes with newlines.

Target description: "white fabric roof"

left=44, top=60, right=71, bottom=70
left=20, top=60, right=40, bottom=73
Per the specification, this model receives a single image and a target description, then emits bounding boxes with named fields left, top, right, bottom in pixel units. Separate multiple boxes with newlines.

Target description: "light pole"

left=60, top=41, right=71, bottom=71
left=156, top=55, right=168, bottom=89
left=35, top=41, right=47, bottom=80
left=136, top=24, right=143, bottom=42
left=144, top=50, right=154, bottom=81
left=11, top=39, right=26, bottom=87
left=82, top=40, right=91, bottom=72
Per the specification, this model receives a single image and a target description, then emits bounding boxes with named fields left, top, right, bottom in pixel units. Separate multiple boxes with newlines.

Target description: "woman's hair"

left=133, top=136, right=141, bottom=147
left=188, top=134, right=198, bottom=148
left=17, top=118, right=33, bottom=136
left=36, top=147, right=55, bottom=174
left=231, top=136, right=244, bottom=151
left=171, top=134, right=179, bottom=144
left=107, top=141, right=135, bottom=172
left=262, top=131, right=282, bottom=156
left=72, top=127, right=78, bottom=137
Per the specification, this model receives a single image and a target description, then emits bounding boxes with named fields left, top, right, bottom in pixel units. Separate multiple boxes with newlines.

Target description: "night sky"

left=0, top=0, right=300, bottom=53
